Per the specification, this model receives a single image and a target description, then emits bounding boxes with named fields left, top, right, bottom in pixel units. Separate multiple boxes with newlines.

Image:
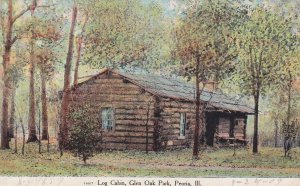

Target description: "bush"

left=282, top=119, right=298, bottom=157
left=68, top=104, right=100, bottom=164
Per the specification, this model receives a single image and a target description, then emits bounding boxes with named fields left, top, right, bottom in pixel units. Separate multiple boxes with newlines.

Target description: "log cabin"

left=67, top=68, right=254, bottom=151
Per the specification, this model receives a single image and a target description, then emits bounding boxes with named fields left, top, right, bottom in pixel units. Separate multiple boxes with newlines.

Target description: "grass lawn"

left=0, top=142, right=299, bottom=177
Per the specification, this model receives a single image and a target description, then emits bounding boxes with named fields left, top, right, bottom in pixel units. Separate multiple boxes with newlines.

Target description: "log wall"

left=69, top=71, right=155, bottom=151
left=159, top=98, right=195, bottom=149
left=67, top=70, right=248, bottom=150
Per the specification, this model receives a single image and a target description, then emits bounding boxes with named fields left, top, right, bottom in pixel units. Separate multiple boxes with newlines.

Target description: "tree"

left=173, top=0, right=243, bottom=159
left=27, top=29, right=38, bottom=142
left=33, top=13, right=62, bottom=141
left=1, top=0, right=50, bottom=149
left=61, top=0, right=165, bottom=151
left=282, top=119, right=298, bottom=157
left=22, top=14, right=60, bottom=142
left=8, top=63, right=24, bottom=139
left=73, top=10, right=88, bottom=86
left=234, top=5, right=298, bottom=153
left=36, top=45, right=58, bottom=140
left=273, top=21, right=299, bottom=154
left=68, top=104, right=100, bottom=164
left=82, top=0, right=165, bottom=69
left=277, top=41, right=299, bottom=125
left=269, top=92, right=286, bottom=147
left=60, top=4, right=77, bottom=153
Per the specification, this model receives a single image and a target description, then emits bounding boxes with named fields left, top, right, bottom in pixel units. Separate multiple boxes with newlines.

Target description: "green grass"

left=0, top=143, right=299, bottom=177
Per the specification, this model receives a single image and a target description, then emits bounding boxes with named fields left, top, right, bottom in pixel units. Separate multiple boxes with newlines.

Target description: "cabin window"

left=180, top=113, right=186, bottom=137
left=101, top=108, right=114, bottom=131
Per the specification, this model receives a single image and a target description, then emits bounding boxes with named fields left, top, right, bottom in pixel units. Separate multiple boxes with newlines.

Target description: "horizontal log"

left=161, top=112, right=196, bottom=117
left=84, top=86, right=142, bottom=93
left=94, top=95, right=152, bottom=102
left=162, top=136, right=193, bottom=142
left=94, top=79, right=124, bottom=84
left=115, top=105, right=155, bottom=110
left=162, top=119, right=195, bottom=124
left=116, top=120, right=154, bottom=126
left=88, top=101, right=155, bottom=107
left=76, top=84, right=140, bottom=93
left=117, top=123, right=157, bottom=127
left=72, top=90, right=143, bottom=96
left=101, top=131, right=154, bottom=138
left=70, top=93, right=152, bottom=101
left=115, top=126, right=154, bottom=135
left=163, top=107, right=195, bottom=111
left=101, top=137, right=154, bottom=144
left=115, top=115, right=157, bottom=120
left=93, top=82, right=138, bottom=89
left=115, top=109, right=155, bottom=116
left=69, top=98, right=152, bottom=104
left=99, top=143, right=154, bottom=151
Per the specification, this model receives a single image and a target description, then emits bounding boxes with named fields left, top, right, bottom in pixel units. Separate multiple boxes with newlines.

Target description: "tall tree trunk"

left=1, top=0, right=13, bottom=149
left=21, top=121, right=25, bottom=155
left=59, top=5, right=77, bottom=151
left=1, top=0, right=39, bottom=149
left=153, top=96, right=161, bottom=151
left=38, top=107, right=41, bottom=153
left=41, top=67, right=49, bottom=140
left=14, top=122, right=17, bottom=153
left=253, top=90, right=259, bottom=153
left=73, top=14, right=88, bottom=86
left=193, top=56, right=201, bottom=159
left=287, top=71, right=292, bottom=126
left=274, top=119, right=278, bottom=148
left=73, top=38, right=82, bottom=86
left=27, top=38, right=38, bottom=142
left=1, top=0, right=38, bottom=149
left=9, top=81, right=16, bottom=138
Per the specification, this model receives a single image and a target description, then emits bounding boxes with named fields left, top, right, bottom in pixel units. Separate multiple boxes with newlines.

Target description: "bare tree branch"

left=12, top=6, right=30, bottom=24
left=11, top=36, right=18, bottom=45
left=12, top=5, right=53, bottom=24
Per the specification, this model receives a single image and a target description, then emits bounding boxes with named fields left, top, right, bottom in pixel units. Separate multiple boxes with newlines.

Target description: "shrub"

left=68, top=104, right=101, bottom=164
left=282, top=119, right=298, bottom=157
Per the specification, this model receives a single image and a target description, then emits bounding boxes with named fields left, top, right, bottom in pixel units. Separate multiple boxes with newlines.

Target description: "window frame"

left=101, top=107, right=115, bottom=132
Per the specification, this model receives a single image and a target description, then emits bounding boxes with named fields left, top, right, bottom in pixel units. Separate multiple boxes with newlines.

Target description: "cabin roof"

left=76, top=68, right=255, bottom=114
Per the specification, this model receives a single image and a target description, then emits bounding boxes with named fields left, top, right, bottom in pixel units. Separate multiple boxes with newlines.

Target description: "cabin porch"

left=205, top=112, right=248, bottom=147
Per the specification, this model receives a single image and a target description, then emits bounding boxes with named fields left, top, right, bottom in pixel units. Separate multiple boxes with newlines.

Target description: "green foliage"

left=282, top=120, right=298, bottom=140
left=68, top=104, right=101, bottom=164
left=233, top=5, right=298, bottom=97
left=174, top=0, right=244, bottom=82
left=81, top=0, right=166, bottom=70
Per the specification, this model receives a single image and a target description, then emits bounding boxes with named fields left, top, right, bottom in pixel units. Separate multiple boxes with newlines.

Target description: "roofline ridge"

left=73, top=67, right=254, bottom=114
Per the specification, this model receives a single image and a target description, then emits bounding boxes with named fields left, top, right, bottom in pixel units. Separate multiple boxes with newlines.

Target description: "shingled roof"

left=77, top=68, right=255, bottom=114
